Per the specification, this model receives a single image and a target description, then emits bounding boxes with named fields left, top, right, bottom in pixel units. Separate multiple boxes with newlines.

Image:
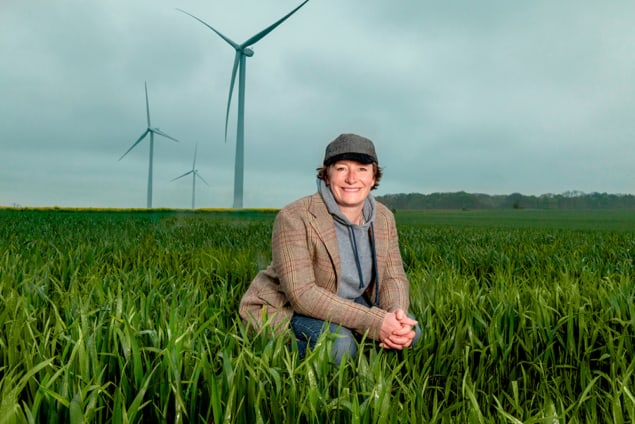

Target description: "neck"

left=340, top=206, right=364, bottom=225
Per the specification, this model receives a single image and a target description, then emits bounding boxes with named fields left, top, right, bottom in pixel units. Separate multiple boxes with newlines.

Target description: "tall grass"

left=1, top=209, right=634, bottom=422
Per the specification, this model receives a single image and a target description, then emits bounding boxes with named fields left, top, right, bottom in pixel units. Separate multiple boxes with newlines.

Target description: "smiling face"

left=325, top=160, right=376, bottom=215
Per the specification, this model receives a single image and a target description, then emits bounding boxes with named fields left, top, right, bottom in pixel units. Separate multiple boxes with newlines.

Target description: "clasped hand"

left=379, top=309, right=417, bottom=350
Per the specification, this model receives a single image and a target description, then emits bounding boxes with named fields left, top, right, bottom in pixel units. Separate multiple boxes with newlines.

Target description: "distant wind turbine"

left=171, top=143, right=209, bottom=209
left=177, top=0, right=310, bottom=209
left=119, top=82, right=179, bottom=208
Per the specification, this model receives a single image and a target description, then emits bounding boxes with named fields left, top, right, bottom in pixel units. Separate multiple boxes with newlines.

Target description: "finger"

left=392, top=325, right=416, bottom=337
left=380, top=337, right=403, bottom=350
left=398, top=315, right=418, bottom=327
left=390, top=336, right=412, bottom=347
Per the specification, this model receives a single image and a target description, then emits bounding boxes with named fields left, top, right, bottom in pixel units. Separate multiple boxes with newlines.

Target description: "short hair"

left=316, top=162, right=383, bottom=190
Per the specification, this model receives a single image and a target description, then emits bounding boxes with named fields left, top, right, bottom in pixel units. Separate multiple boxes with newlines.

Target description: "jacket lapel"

left=307, top=192, right=340, bottom=276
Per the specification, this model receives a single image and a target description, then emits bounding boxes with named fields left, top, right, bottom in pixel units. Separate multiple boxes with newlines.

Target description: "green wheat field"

left=1, top=208, right=634, bottom=423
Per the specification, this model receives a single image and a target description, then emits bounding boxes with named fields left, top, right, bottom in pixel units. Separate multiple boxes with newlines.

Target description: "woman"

left=239, top=133, right=421, bottom=364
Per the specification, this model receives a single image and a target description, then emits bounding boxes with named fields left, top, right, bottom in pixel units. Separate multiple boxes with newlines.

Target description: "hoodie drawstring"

left=349, top=227, right=365, bottom=290
left=349, top=222, right=380, bottom=306
left=369, top=223, right=379, bottom=307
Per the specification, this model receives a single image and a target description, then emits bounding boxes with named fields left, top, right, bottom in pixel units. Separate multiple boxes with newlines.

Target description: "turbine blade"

left=176, top=9, right=240, bottom=49
left=195, top=172, right=210, bottom=186
left=153, top=129, right=180, bottom=143
left=224, top=52, right=240, bottom=142
left=171, top=170, right=193, bottom=181
left=243, top=0, right=309, bottom=47
left=145, top=81, right=151, bottom=127
left=192, top=143, right=198, bottom=168
left=119, top=129, right=150, bottom=160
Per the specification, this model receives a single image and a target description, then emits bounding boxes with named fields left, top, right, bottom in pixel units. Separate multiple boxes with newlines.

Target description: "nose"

left=345, top=169, right=357, bottom=184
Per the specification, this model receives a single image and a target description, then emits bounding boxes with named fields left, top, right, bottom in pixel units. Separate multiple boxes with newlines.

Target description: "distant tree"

left=377, top=191, right=635, bottom=210
left=504, top=193, right=524, bottom=209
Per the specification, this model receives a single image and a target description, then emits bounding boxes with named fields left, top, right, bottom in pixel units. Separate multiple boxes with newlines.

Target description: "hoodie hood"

left=318, top=179, right=377, bottom=301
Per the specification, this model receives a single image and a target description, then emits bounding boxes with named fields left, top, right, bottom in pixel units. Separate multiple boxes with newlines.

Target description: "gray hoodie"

left=318, top=179, right=377, bottom=301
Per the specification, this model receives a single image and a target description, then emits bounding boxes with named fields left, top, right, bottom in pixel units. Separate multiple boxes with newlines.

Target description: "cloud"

left=1, top=0, right=634, bottom=208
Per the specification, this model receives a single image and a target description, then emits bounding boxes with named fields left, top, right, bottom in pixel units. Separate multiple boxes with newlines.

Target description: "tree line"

left=376, top=191, right=635, bottom=210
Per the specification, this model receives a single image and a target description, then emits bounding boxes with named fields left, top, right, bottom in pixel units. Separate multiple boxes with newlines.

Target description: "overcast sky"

left=2, top=1, right=634, bottom=208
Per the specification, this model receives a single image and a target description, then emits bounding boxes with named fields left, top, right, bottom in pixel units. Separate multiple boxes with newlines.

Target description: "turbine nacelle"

left=119, top=82, right=180, bottom=208
left=179, top=0, right=310, bottom=208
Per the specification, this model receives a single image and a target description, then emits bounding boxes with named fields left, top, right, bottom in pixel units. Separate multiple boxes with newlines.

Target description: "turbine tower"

left=177, top=0, right=309, bottom=208
left=119, top=82, right=179, bottom=208
left=171, top=143, right=209, bottom=209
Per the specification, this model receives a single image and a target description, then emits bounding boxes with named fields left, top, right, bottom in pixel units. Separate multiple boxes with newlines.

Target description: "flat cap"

left=323, top=133, right=378, bottom=165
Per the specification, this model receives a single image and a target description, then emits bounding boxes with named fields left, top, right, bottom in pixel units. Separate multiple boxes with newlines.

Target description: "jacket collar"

left=307, top=192, right=341, bottom=275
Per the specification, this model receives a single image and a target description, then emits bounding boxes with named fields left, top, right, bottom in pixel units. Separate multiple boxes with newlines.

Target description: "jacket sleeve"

left=272, top=204, right=386, bottom=339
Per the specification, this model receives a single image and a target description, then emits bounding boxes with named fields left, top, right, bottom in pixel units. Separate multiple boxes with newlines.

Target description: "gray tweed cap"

left=323, top=133, right=378, bottom=165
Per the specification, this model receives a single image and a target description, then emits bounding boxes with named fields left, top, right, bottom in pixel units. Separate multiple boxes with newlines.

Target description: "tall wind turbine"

left=171, top=143, right=209, bottom=209
left=177, top=0, right=310, bottom=208
left=119, top=82, right=179, bottom=208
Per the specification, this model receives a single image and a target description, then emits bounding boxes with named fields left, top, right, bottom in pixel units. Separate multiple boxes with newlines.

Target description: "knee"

left=410, top=323, right=422, bottom=348
left=329, top=325, right=357, bottom=365
left=406, top=313, right=423, bottom=348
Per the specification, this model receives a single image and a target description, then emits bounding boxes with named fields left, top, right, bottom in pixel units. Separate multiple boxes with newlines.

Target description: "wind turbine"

left=119, top=82, right=179, bottom=208
left=171, top=143, right=209, bottom=209
left=177, top=0, right=310, bottom=208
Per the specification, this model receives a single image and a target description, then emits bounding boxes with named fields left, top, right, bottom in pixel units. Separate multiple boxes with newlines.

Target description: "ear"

left=323, top=167, right=332, bottom=185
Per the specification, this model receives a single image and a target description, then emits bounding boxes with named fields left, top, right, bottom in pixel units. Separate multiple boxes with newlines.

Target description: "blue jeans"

left=290, top=297, right=422, bottom=365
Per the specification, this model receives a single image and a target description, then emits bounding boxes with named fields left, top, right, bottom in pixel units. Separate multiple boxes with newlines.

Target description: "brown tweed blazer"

left=239, top=192, right=410, bottom=340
